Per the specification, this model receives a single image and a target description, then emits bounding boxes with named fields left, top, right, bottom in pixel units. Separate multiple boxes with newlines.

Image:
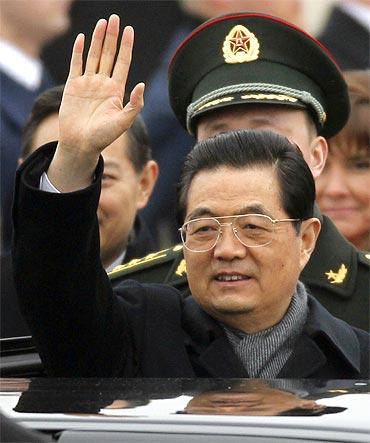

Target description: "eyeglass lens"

left=183, top=215, right=274, bottom=251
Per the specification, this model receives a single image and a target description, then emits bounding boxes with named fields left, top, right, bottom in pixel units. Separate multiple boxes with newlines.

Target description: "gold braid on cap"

left=186, top=83, right=326, bottom=134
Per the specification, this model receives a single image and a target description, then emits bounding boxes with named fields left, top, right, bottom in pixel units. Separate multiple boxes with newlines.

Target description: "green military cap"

left=168, top=12, right=349, bottom=138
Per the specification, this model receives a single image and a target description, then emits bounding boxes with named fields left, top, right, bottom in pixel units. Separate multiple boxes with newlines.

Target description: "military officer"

left=110, top=12, right=369, bottom=332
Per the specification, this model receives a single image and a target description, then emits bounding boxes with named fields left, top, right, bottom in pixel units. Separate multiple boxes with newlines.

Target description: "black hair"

left=177, top=129, right=316, bottom=226
left=21, top=85, right=152, bottom=172
left=21, top=84, right=64, bottom=158
left=125, top=110, right=152, bottom=173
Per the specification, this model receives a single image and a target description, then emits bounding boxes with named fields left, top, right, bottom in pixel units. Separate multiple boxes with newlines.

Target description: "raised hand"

left=48, top=15, right=144, bottom=192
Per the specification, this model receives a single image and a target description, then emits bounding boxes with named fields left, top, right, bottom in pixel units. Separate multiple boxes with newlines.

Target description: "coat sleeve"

left=12, top=144, right=134, bottom=376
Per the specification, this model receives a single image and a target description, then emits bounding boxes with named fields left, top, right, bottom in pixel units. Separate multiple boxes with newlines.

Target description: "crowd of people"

left=1, top=1, right=369, bottom=380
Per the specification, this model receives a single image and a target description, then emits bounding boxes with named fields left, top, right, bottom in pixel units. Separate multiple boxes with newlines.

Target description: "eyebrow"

left=103, top=161, right=121, bottom=172
left=202, top=113, right=280, bottom=131
left=203, top=123, right=230, bottom=135
left=240, top=204, right=274, bottom=218
left=186, top=204, right=273, bottom=221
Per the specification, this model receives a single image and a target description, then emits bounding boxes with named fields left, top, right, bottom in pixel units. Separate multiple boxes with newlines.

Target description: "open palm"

left=59, top=15, right=144, bottom=156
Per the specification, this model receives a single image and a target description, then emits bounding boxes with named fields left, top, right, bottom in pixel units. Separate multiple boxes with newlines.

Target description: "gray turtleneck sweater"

left=222, top=281, right=308, bottom=378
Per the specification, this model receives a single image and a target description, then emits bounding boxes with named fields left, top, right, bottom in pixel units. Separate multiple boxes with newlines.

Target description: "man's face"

left=1, top=0, right=72, bottom=44
left=98, top=135, right=148, bottom=268
left=183, top=165, right=311, bottom=333
left=31, top=114, right=60, bottom=148
left=28, top=114, right=148, bottom=268
left=196, top=104, right=326, bottom=177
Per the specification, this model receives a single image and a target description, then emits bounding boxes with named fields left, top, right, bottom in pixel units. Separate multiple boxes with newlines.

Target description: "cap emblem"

left=223, top=25, right=259, bottom=64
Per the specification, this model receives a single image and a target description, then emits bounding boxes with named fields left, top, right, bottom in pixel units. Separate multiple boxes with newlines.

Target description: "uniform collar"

left=301, top=204, right=359, bottom=299
left=105, top=251, right=126, bottom=273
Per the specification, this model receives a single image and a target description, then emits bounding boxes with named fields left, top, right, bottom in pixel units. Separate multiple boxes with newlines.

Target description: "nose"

left=323, top=168, right=349, bottom=198
left=317, top=161, right=349, bottom=199
left=213, top=223, right=247, bottom=260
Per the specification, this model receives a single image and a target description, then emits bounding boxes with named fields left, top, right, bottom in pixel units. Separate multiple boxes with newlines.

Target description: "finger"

left=104, top=83, right=145, bottom=151
left=85, top=18, right=107, bottom=75
left=127, top=82, right=145, bottom=111
left=98, top=14, right=120, bottom=76
left=115, top=83, right=145, bottom=132
left=112, top=25, right=134, bottom=83
left=68, top=33, right=85, bottom=79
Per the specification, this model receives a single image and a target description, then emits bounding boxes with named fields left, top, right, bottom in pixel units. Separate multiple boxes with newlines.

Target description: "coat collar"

left=280, top=295, right=362, bottom=377
left=197, top=335, right=248, bottom=378
left=182, top=297, right=247, bottom=377
left=183, top=294, right=362, bottom=378
left=278, top=334, right=327, bottom=377
left=302, top=295, right=361, bottom=374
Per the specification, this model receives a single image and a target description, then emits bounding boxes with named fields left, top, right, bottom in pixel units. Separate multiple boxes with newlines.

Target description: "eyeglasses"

left=179, top=214, right=301, bottom=252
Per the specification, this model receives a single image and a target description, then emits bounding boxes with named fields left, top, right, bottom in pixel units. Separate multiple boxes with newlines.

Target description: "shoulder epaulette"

left=358, top=251, right=370, bottom=268
left=108, top=244, right=188, bottom=290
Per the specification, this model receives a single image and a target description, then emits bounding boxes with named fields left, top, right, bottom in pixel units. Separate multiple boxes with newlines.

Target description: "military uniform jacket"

left=13, top=147, right=370, bottom=378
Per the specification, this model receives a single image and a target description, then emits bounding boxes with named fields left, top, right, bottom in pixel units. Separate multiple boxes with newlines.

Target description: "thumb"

left=125, top=82, right=145, bottom=114
left=116, top=82, right=145, bottom=133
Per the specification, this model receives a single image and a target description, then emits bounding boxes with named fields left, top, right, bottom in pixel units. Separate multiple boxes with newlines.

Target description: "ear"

left=308, top=136, right=328, bottom=179
left=18, top=157, right=24, bottom=166
left=299, top=218, right=321, bottom=271
left=136, top=160, right=159, bottom=210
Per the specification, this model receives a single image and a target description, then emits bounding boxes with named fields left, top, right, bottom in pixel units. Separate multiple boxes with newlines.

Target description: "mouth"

left=323, top=207, right=357, bottom=217
left=214, top=273, right=251, bottom=282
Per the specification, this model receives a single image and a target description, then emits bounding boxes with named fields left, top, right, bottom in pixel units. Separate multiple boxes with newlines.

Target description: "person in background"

left=0, top=0, right=73, bottom=256
left=141, top=0, right=304, bottom=247
left=318, top=0, right=370, bottom=69
left=316, top=70, right=370, bottom=252
left=20, top=85, right=159, bottom=271
left=1, top=84, right=159, bottom=338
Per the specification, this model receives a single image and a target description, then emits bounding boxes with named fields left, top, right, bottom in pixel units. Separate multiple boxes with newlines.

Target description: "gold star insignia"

left=229, top=29, right=251, bottom=54
left=325, top=264, right=348, bottom=284
left=175, top=259, right=187, bottom=277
